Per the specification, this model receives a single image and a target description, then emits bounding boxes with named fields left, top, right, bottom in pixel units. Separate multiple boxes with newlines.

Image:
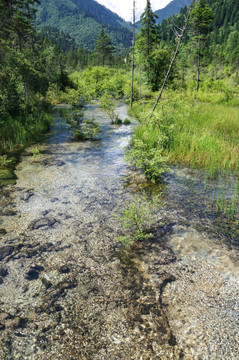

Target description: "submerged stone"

left=58, top=265, right=71, bottom=274
left=0, top=267, right=8, bottom=277
left=25, top=264, right=44, bottom=280
left=29, top=217, right=57, bottom=230
left=0, top=245, right=15, bottom=261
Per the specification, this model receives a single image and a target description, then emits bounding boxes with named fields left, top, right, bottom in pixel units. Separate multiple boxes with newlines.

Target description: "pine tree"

left=136, top=0, right=159, bottom=83
left=190, top=0, right=213, bottom=92
left=94, top=26, right=115, bottom=66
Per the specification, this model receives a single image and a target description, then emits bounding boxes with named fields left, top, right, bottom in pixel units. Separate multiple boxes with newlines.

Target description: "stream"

left=0, top=104, right=238, bottom=359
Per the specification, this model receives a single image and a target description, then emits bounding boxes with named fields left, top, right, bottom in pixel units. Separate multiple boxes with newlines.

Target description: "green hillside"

left=154, top=0, right=192, bottom=24
left=36, top=0, right=132, bottom=51
left=136, top=0, right=192, bottom=27
left=158, top=0, right=239, bottom=67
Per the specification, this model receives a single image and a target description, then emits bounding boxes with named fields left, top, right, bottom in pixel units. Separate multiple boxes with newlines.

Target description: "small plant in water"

left=100, top=94, right=119, bottom=124
left=123, top=118, right=131, bottom=125
left=115, top=195, right=162, bottom=246
left=67, top=110, right=101, bottom=140
left=115, top=118, right=123, bottom=125
left=32, top=146, right=41, bottom=158
left=0, top=155, right=13, bottom=167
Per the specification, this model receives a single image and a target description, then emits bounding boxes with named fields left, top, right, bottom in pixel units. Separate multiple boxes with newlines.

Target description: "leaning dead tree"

left=130, top=0, right=136, bottom=108
left=150, top=0, right=195, bottom=117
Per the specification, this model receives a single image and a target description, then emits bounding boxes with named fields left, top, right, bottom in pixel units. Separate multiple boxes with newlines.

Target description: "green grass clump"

left=115, top=195, right=162, bottom=246
left=123, top=118, right=131, bottom=125
left=163, top=102, right=239, bottom=176
left=0, top=112, right=52, bottom=153
left=125, top=118, right=168, bottom=182
left=130, top=99, right=239, bottom=178
left=65, top=109, right=101, bottom=141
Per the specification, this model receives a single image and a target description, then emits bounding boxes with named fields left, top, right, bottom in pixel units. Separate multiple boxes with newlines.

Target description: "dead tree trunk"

left=150, top=0, right=195, bottom=118
left=196, top=36, right=201, bottom=92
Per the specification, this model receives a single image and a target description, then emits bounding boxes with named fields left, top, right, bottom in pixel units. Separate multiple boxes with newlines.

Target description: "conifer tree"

left=136, top=0, right=159, bottom=83
left=190, top=0, right=213, bottom=92
left=94, top=26, right=115, bottom=66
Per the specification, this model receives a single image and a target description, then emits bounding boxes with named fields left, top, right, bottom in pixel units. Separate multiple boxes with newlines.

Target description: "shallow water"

left=0, top=103, right=238, bottom=359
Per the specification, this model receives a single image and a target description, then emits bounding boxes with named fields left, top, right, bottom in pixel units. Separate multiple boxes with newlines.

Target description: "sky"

left=96, top=0, right=173, bottom=22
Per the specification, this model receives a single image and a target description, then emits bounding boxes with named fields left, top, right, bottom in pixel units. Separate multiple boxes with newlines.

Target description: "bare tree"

left=150, top=0, right=196, bottom=118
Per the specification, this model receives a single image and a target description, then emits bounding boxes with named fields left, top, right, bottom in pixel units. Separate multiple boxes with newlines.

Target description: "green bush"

left=125, top=119, right=168, bottom=182
left=66, top=110, right=101, bottom=141
left=115, top=196, right=162, bottom=246
left=123, top=118, right=131, bottom=125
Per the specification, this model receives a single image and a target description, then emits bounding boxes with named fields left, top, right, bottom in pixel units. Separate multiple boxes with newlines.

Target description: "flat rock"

left=58, top=265, right=71, bottom=274
left=20, top=190, right=34, bottom=202
left=42, top=159, right=65, bottom=167
left=25, top=264, right=44, bottom=280
left=0, top=245, right=15, bottom=261
left=29, top=217, right=57, bottom=230
left=0, top=267, right=8, bottom=277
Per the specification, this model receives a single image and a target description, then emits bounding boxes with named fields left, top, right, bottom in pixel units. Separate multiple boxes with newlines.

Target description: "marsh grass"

left=214, top=181, right=239, bottom=220
left=131, top=97, right=239, bottom=178
left=163, top=102, right=239, bottom=176
left=0, top=113, right=52, bottom=153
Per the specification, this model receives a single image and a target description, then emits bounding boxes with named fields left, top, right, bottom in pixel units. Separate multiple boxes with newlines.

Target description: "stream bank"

left=0, top=104, right=238, bottom=359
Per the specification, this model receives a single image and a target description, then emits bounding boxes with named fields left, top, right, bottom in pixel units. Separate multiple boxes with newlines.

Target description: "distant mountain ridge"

left=36, top=0, right=132, bottom=51
left=136, top=0, right=192, bottom=27
left=154, top=0, right=192, bottom=24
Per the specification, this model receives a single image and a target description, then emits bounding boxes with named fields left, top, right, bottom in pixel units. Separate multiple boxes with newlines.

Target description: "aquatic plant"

left=99, top=94, right=120, bottom=124
left=125, top=119, right=168, bottom=182
left=123, top=118, right=131, bottom=125
left=32, top=146, right=41, bottom=158
left=66, top=109, right=101, bottom=140
left=0, top=155, right=13, bottom=167
left=115, top=195, right=162, bottom=246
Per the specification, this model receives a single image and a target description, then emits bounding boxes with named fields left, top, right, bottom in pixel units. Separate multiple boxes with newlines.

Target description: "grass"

left=130, top=96, right=239, bottom=178
left=0, top=112, right=52, bottom=153
left=164, top=102, right=239, bottom=176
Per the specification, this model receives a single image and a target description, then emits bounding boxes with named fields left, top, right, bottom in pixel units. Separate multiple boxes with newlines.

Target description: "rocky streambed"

left=0, top=104, right=238, bottom=359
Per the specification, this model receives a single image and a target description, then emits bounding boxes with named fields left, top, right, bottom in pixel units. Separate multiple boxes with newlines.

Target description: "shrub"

left=66, top=110, right=101, bottom=141
left=115, top=195, right=162, bottom=246
left=123, top=118, right=131, bottom=125
left=125, top=120, right=168, bottom=182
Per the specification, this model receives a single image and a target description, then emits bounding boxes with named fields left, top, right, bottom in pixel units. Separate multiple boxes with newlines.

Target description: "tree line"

left=0, top=0, right=72, bottom=151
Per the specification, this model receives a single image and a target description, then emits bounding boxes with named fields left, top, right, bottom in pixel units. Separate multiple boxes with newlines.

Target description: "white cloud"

left=96, top=0, right=173, bottom=22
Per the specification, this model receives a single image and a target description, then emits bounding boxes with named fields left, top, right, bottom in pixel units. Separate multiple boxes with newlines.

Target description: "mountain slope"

left=136, top=0, right=192, bottom=27
left=154, top=0, right=192, bottom=24
left=36, top=0, right=132, bottom=51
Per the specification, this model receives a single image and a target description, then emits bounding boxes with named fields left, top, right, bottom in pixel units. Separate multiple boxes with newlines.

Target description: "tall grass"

left=162, top=102, right=239, bottom=176
left=130, top=97, right=239, bottom=178
left=0, top=112, right=52, bottom=153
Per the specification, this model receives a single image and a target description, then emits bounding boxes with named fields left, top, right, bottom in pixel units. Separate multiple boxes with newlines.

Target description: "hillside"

left=154, top=0, right=192, bottom=24
left=136, top=0, right=192, bottom=27
left=36, top=0, right=132, bottom=51
left=158, top=0, right=239, bottom=65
